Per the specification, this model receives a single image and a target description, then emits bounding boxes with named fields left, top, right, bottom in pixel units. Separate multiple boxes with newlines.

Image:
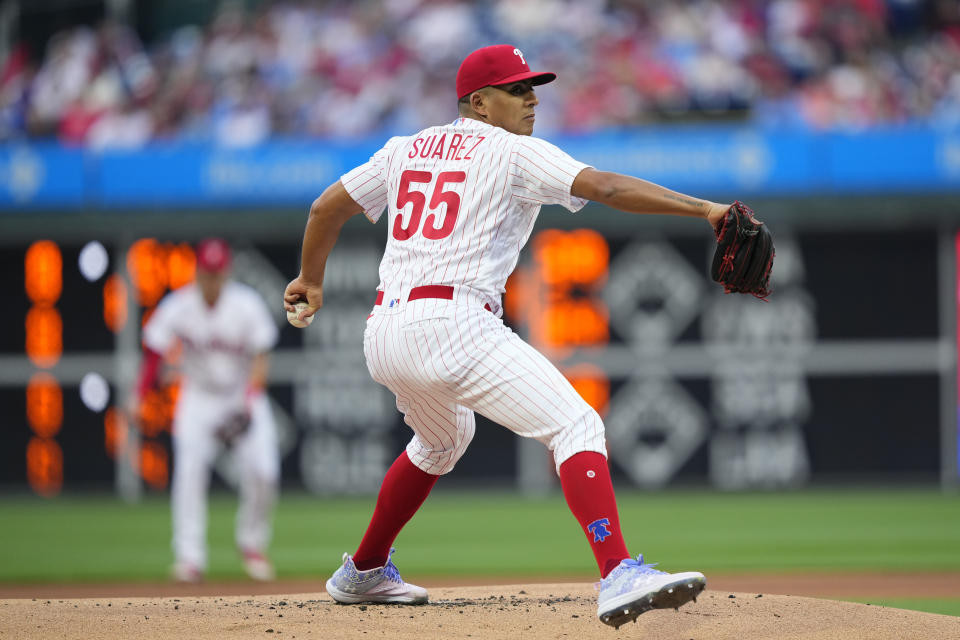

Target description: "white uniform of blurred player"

left=285, top=45, right=731, bottom=626
left=137, top=238, right=280, bottom=582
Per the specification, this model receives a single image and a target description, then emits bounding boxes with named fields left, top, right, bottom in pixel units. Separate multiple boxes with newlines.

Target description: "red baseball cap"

left=195, top=238, right=231, bottom=273
left=456, top=45, right=556, bottom=99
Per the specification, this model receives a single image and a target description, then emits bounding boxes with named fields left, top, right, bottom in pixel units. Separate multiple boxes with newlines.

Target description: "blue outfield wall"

left=1, top=125, right=959, bottom=210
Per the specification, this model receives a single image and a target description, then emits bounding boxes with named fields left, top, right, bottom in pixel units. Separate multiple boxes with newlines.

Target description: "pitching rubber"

left=597, top=572, right=707, bottom=629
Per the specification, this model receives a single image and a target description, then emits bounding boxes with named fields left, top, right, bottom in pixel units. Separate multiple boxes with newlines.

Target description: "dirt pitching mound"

left=2, top=583, right=958, bottom=640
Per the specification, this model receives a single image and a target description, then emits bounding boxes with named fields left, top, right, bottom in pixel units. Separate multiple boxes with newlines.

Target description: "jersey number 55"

left=393, top=170, right=467, bottom=241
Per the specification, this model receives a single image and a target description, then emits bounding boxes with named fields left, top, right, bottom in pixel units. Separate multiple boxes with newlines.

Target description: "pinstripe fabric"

left=363, top=300, right=606, bottom=475
left=341, top=118, right=590, bottom=302
left=344, top=118, right=605, bottom=475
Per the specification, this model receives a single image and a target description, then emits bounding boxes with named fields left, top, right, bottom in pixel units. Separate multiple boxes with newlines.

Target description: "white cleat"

left=596, top=555, right=706, bottom=629
left=171, top=561, right=204, bottom=584
left=242, top=549, right=276, bottom=581
left=325, top=548, right=428, bottom=605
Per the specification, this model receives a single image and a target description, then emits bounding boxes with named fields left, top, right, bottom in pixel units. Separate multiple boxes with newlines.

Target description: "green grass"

left=1, top=487, right=958, bottom=616
left=845, top=599, right=960, bottom=617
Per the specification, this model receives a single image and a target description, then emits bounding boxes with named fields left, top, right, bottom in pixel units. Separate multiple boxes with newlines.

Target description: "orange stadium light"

left=24, top=240, right=62, bottom=305
left=563, top=363, right=610, bottom=416
left=135, top=382, right=178, bottom=437
left=570, top=300, right=610, bottom=343
left=533, top=229, right=609, bottom=287
left=26, top=436, right=63, bottom=497
left=137, top=388, right=170, bottom=438
left=533, top=229, right=569, bottom=287
left=167, top=243, right=196, bottom=290
left=503, top=269, right=531, bottom=326
left=140, top=441, right=169, bottom=489
left=103, top=273, right=128, bottom=333
left=127, top=238, right=168, bottom=307
left=26, top=372, right=63, bottom=438
left=25, top=306, right=63, bottom=368
left=542, top=300, right=609, bottom=347
left=103, top=407, right=128, bottom=459
left=566, top=229, right=609, bottom=286
left=516, top=229, right=612, bottom=350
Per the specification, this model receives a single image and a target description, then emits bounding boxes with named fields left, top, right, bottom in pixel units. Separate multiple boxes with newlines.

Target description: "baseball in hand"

left=287, top=301, right=313, bottom=328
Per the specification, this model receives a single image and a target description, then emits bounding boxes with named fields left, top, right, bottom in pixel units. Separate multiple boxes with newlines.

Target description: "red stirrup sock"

left=352, top=452, right=439, bottom=571
left=558, top=451, right=631, bottom=579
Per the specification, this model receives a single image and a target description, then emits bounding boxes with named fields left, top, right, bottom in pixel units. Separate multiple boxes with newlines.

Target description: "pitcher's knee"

left=550, top=408, right=607, bottom=471
left=405, top=443, right=467, bottom=475
left=405, top=427, right=475, bottom=476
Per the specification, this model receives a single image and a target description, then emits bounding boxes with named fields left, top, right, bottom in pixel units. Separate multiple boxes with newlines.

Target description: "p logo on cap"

left=196, top=238, right=231, bottom=273
left=456, top=44, right=556, bottom=99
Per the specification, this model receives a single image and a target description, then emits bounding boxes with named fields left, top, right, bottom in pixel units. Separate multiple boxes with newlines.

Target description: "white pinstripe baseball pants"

left=171, top=388, right=279, bottom=568
left=363, top=290, right=607, bottom=475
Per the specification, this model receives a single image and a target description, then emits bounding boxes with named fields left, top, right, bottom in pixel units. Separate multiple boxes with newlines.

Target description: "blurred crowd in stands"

left=1, top=0, right=959, bottom=148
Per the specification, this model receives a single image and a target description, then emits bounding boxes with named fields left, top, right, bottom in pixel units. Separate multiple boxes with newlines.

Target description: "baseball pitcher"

left=285, top=45, right=770, bottom=627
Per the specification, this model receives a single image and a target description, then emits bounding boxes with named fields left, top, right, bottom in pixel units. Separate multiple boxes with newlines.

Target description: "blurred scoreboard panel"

left=0, top=227, right=945, bottom=496
left=507, top=227, right=941, bottom=488
left=0, top=240, right=194, bottom=496
left=2, top=242, right=112, bottom=497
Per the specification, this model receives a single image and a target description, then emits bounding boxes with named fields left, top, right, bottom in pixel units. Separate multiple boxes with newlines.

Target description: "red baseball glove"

left=711, top=201, right=774, bottom=299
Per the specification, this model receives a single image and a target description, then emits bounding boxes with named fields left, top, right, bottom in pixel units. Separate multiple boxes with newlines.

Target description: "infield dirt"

left=2, top=582, right=959, bottom=640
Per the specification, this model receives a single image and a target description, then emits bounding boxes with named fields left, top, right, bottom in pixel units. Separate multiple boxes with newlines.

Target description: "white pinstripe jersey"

left=340, top=117, right=591, bottom=300
left=143, top=282, right=278, bottom=394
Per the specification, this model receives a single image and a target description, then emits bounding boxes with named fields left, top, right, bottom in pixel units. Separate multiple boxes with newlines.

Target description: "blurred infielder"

left=136, top=238, right=280, bottom=583
left=284, top=45, right=738, bottom=627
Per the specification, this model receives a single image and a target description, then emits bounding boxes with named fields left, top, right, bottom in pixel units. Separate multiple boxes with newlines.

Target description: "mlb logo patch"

left=388, top=298, right=400, bottom=308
